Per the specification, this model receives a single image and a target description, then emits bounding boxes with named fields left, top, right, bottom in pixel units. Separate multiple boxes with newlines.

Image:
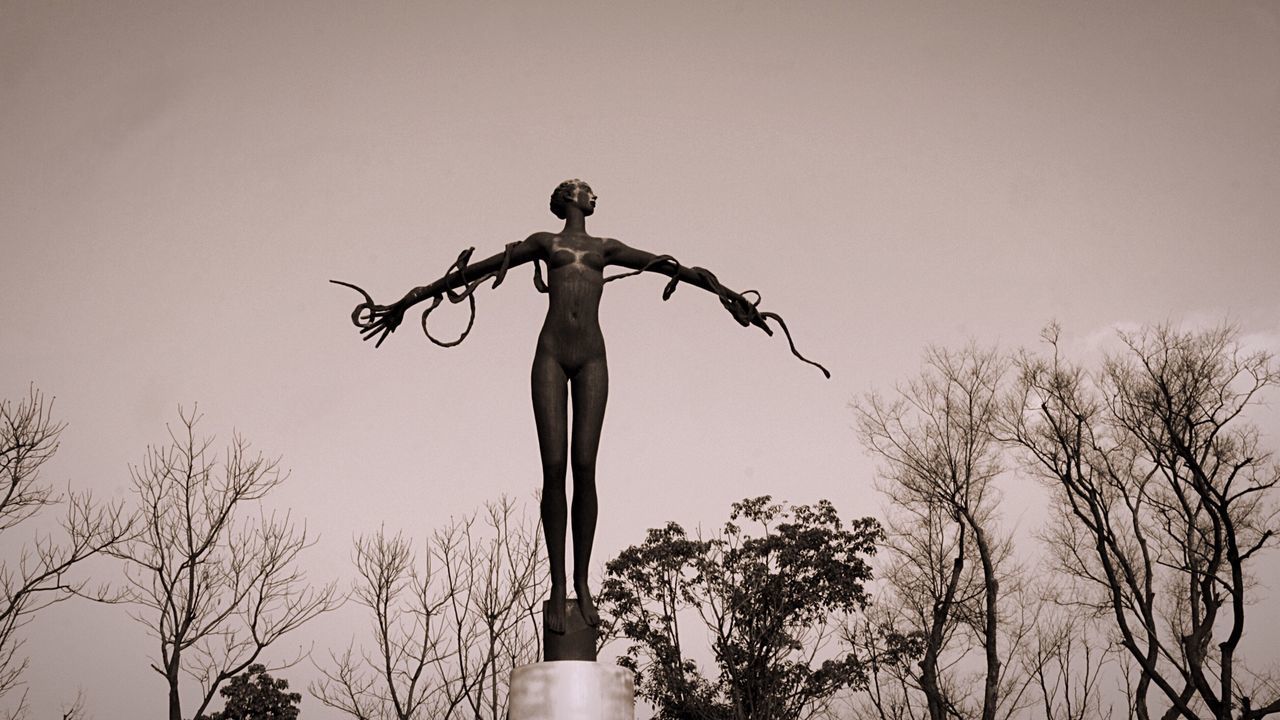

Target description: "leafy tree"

left=199, top=664, right=301, bottom=720
left=601, top=497, right=883, bottom=720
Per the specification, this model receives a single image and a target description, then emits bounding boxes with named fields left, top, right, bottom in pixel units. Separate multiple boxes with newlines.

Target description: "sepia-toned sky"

left=3, top=1, right=1279, bottom=717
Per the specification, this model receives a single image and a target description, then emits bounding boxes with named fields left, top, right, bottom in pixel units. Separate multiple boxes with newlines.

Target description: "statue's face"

left=574, top=184, right=596, bottom=216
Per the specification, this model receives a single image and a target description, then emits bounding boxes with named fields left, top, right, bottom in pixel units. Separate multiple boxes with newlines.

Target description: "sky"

left=2, top=1, right=1279, bottom=717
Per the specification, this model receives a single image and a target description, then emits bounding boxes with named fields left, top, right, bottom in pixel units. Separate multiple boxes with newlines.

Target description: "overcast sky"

left=3, top=1, right=1279, bottom=718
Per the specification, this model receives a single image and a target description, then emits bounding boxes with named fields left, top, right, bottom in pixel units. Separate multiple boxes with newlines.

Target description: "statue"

left=334, top=180, right=828, bottom=637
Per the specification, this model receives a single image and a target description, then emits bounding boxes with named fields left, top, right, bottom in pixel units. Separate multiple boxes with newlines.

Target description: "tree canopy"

left=198, top=664, right=301, bottom=720
left=602, top=496, right=883, bottom=720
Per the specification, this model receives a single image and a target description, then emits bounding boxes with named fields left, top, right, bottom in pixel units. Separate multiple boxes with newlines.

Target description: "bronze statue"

left=334, top=180, right=827, bottom=636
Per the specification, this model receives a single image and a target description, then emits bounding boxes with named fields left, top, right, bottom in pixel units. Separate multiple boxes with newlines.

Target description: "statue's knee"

left=570, top=457, right=596, bottom=481
left=540, top=489, right=567, bottom=520
left=541, top=458, right=568, bottom=480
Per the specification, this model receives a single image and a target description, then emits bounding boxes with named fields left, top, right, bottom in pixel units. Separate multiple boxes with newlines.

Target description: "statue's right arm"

left=351, top=234, right=546, bottom=346
left=391, top=233, right=547, bottom=311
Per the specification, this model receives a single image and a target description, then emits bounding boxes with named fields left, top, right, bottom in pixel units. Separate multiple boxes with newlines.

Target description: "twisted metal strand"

left=420, top=241, right=523, bottom=347
left=336, top=243, right=830, bottom=377
left=606, top=257, right=831, bottom=378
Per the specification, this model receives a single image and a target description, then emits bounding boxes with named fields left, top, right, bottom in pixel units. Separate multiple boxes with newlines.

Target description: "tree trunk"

left=920, top=524, right=965, bottom=720
left=965, top=513, right=1001, bottom=720
left=168, top=669, right=183, bottom=720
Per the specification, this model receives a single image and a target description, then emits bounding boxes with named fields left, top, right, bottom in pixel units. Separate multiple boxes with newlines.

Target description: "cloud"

left=1066, top=312, right=1280, bottom=364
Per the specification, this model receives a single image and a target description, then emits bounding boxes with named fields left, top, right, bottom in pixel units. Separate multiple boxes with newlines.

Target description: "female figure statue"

left=337, top=180, right=826, bottom=635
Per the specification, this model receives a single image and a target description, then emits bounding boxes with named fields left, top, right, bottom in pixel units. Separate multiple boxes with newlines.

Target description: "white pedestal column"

left=508, top=661, right=635, bottom=720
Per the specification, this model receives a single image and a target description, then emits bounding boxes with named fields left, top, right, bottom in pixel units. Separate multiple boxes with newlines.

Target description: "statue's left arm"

left=602, top=238, right=831, bottom=378
left=602, top=239, right=771, bottom=332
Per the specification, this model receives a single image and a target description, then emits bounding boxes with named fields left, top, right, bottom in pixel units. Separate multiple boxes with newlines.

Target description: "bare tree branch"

left=311, top=497, right=545, bottom=720
left=855, top=344, right=1023, bottom=720
left=0, top=387, right=131, bottom=718
left=108, top=406, right=339, bottom=720
left=1005, top=323, right=1280, bottom=720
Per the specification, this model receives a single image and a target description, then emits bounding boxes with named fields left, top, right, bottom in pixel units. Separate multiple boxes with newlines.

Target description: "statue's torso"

left=537, top=235, right=607, bottom=366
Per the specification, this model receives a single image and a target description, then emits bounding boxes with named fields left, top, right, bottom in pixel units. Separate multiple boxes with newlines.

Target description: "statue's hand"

left=745, top=305, right=771, bottom=334
left=330, top=280, right=408, bottom=348
left=726, top=291, right=773, bottom=336
left=359, top=302, right=406, bottom=347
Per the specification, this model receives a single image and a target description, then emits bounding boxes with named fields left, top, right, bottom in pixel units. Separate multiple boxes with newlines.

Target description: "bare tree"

left=311, top=528, right=448, bottom=720
left=1023, top=594, right=1114, bottom=720
left=843, top=607, right=927, bottom=720
left=311, top=497, right=545, bottom=720
left=0, top=387, right=130, bottom=719
left=1005, top=323, right=1280, bottom=720
left=854, top=345, right=1034, bottom=720
left=108, top=406, right=339, bottom=720
left=57, top=689, right=86, bottom=720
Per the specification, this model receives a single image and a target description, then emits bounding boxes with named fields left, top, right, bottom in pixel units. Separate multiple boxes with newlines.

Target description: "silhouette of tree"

left=1006, top=323, right=1280, bottom=720
left=311, top=497, right=544, bottom=720
left=854, top=346, right=1036, bottom=720
left=0, top=387, right=130, bottom=719
left=197, top=664, right=301, bottom=720
left=56, top=689, right=86, bottom=720
left=108, top=407, right=339, bottom=720
left=601, top=497, right=882, bottom=720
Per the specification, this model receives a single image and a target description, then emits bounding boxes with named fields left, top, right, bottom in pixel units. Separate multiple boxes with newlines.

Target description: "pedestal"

left=508, top=661, right=635, bottom=720
left=542, top=598, right=597, bottom=661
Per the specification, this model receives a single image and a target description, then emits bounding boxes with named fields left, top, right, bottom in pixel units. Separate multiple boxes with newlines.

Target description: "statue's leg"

left=569, top=357, right=608, bottom=627
left=532, top=351, right=570, bottom=634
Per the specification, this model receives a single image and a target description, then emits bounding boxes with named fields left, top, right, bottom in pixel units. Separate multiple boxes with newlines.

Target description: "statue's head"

left=550, top=179, right=595, bottom=219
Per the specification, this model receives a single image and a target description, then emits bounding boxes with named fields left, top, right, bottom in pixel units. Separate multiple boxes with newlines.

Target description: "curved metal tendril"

left=334, top=243, right=830, bottom=377
left=419, top=240, right=525, bottom=347
left=330, top=279, right=378, bottom=327
left=605, top=255, right=831, bottom=378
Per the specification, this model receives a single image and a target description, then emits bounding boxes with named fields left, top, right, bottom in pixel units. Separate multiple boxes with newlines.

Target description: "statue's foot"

left=547, top=584, right=567, bottom=635
left=574, top=581, right=600, bottom=627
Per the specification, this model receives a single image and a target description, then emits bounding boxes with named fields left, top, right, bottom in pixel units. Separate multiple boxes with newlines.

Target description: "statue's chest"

left=549, top=242, right=604, bottom=272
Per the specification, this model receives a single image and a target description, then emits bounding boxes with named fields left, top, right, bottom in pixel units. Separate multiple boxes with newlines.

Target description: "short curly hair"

left=549, top=179, right=591, bottom=219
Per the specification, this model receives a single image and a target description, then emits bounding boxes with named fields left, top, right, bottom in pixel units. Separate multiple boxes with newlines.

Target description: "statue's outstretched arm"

left=394, top=234, right=544, bottom=311
left=603, top=239, right=769, bottom=329
left=602, top=239, right=831, bottom=378
left=333, top=234, right=546, bottom=347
